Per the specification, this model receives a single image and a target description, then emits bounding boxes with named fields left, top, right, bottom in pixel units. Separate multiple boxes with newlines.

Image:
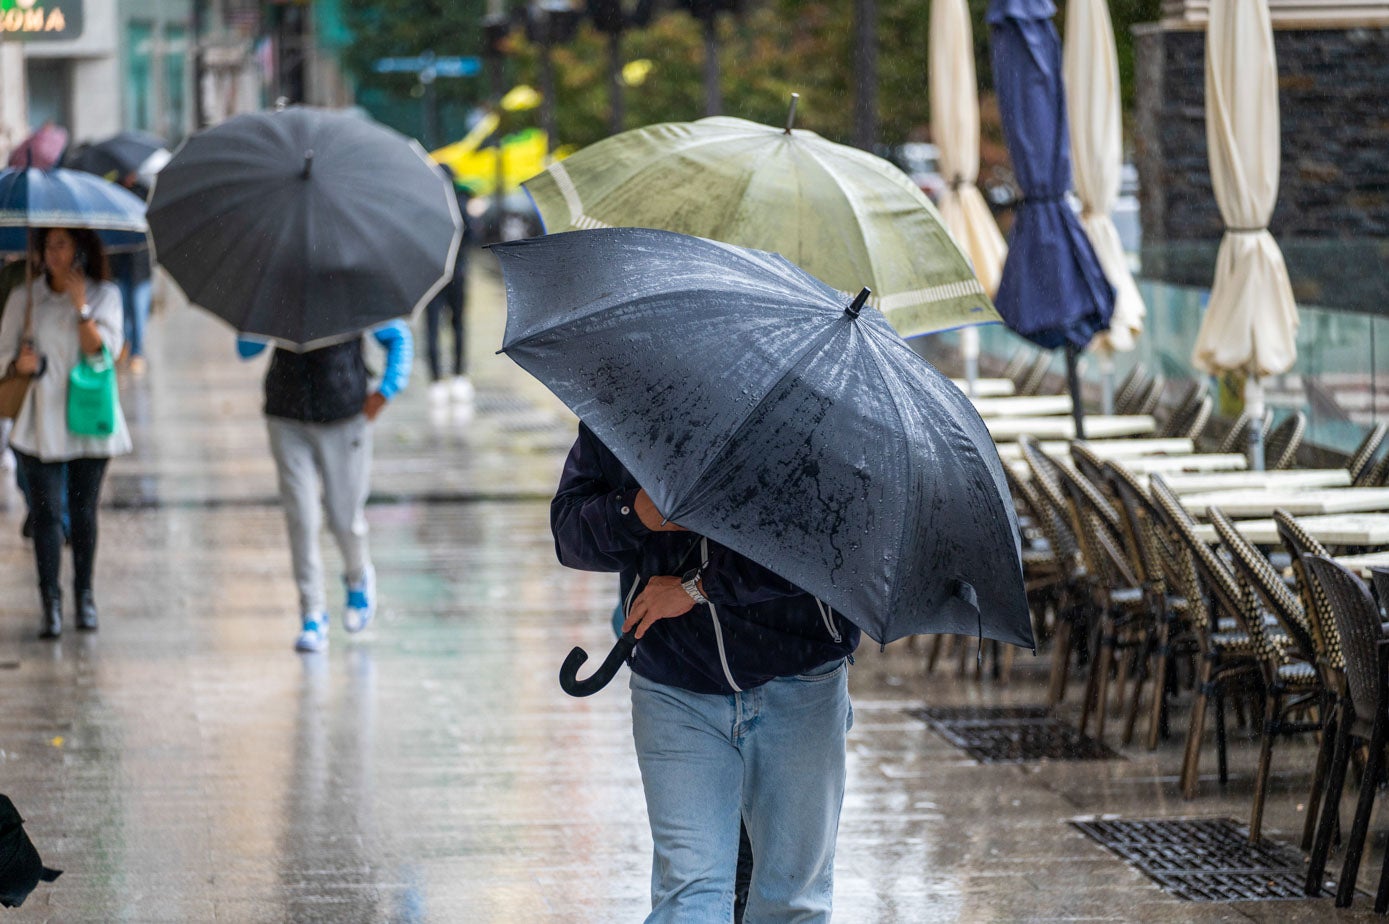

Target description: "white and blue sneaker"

left=343, top=565, right=376, bottom=634
left=295, top=613, right=329, bottom=653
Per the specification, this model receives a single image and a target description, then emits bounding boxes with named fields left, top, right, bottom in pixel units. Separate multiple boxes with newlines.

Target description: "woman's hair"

left=36, top=227, right=111, bottom=283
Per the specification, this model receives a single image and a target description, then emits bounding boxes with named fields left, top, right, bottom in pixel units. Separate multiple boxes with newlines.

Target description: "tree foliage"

left=338, top=0, right=1164, bottom=151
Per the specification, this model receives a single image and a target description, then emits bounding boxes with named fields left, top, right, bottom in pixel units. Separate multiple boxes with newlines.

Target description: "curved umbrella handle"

left=559, top=630, right=637, bottom=697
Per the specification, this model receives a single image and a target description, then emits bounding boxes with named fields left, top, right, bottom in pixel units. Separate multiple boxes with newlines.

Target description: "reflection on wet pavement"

left=0, top=256, right=1380, bottom=921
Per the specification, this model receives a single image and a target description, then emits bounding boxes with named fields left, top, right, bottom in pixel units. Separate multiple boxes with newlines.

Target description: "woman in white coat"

left=0, top=227, right=130, bottom=638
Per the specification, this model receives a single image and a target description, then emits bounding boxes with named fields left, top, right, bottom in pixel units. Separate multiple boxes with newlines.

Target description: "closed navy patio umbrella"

left=989, top=0, right=1114, bottom=437
left=495, top=228, right=1032, bottom=694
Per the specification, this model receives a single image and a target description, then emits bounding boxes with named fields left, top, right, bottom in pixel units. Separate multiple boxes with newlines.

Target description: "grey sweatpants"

left=266, top=414, right=373, bottom=616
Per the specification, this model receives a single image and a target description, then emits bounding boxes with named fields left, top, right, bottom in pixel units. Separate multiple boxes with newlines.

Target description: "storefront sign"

left=0, top=0, right=82, bottom=41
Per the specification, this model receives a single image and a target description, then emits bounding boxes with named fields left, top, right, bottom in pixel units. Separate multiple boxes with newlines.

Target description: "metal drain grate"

left=1072, top=817, right=1326, bottom=902
left=909, top=705, right=1119, bottom=762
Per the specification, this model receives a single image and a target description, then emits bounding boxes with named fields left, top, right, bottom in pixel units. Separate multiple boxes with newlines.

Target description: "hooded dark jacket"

left=551, top=423, right=859, bottom=695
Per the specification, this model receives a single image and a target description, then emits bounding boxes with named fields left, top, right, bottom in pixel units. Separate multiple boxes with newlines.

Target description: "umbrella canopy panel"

left=988, top=0, right=1114, bottom=350
left=0, top=167, right=148, bottom=254
left=148, top=107, right=461, bottom=350
left=65, top=131, right=168, bottom=181
left=930, top=0, right=1007, bottom=297
left=1191, top=0, right=1297, bottom=379
left=1063, top=0, right=1145, bottom=355
left=498, top=227, right=1032, bottom=649
left=523, top=116, right=997, bottom=339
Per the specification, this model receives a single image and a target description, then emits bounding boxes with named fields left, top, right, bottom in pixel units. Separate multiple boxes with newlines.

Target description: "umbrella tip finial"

left=302, top=149, right=314, bottom=179
left=845, top=287, right=871, bottom=319
left=784, top=93, right=800, bottom=134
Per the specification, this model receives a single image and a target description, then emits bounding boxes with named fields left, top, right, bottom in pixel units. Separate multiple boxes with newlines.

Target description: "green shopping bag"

left=67, top=346, right=119, bottom=437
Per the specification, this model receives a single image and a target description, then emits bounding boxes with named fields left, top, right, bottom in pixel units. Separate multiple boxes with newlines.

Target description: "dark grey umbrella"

left=0, top=795, right=61, bottom=909
left=498, top=228, right=1032, bottom=666
left=147, top=107, right=460, bottom=350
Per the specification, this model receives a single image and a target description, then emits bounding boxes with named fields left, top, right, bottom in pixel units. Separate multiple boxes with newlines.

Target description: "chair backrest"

left=1160, top=381, right=1210, bottom=439
left=1113, top=365, right=1149, bottom=415
left=1054, top=457, right=1141, bottom=595
left=1303, top=556, right=1384, bottom=723
left=1103, top=458, right=1171, bottom=592
left=1002, top=347, right=1034, bottom=384
left=1217, top=410, right=1255, bottom=455
left=1178, top=394, right=1214, bottom=441
left=1019, top=352, right=1053, bottom=396
left=1070, top=440, right=1108, bottom=487
left=1136, top=373, right=1167, bottom=416
left=1349, top=423, right=1389, bottom=486
left=1265, top=411, right=1306, bottom=470
left=1149, top=475, right=1275, bottom=658
left=1274, top=509, right=1345, bottom=671
left=1015, top=437, right=1081, bottom=574
left=1209, top=506, right=1318, bottom=665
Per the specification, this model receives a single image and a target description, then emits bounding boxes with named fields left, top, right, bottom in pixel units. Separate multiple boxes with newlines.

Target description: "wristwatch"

left=77, top=304, right=92, bottom=322
left=681, top=568, right=709, bottom=605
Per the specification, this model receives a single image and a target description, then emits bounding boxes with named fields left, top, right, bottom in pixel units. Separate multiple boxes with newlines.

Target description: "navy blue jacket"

left=551, top=423, right=859, bottom=695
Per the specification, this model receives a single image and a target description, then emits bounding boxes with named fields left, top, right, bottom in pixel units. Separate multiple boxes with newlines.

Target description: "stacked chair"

left=1208, top=507, right=1328, bottom=842
left=1300, top=557, right=1389, bottom=910
left=1347, top=422, right=1389, bottom=486
left=1264, top=411, right=1307, bottom=470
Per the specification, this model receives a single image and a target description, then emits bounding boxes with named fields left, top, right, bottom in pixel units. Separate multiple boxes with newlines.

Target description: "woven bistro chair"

left=1104, top=458, right=1200, bottom=750
left=1265, top=411, right=1307, bottom=471
left=1158, top=380, right=1205, bottom=438
left=1135, top=373, right=1167, bottom=417
left=1149, top=476, right=1271, bottom=799
left=1273, top=509, right=1349, bottom=852
left=1002, top=346, right=1035, bottom=385
left=1076, top=443, right=1182, bottom=747
left=1018, top=437, right=1094, bottom=705
left=1348, top=423, right=1388, bottom=487
left=1208, top=507, right=1328, bottom=843
left=1179, top=394, right=1214, bottom=442
left=1300, top=557, right=1389, bottom=909
left=1112, top=365, right=1150, bottom=416
left=1216, top=410, right=1256, bottom=455
left=1054, top=449, right=1151, bottom=744
left=1018, top=352, right=1054, bottom=396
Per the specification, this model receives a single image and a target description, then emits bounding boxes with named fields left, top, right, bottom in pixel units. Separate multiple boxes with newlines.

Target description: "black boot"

left=75, top=589, right=98, bottom=632
left=38, top=589, right=61, bottom=639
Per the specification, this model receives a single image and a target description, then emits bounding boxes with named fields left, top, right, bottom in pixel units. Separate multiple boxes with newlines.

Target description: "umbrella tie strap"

left=1223, top=226, right=1267, bottom=234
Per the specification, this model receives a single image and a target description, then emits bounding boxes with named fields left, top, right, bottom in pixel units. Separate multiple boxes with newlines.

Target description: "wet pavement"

left=0, top=254, right=1383, bottom=921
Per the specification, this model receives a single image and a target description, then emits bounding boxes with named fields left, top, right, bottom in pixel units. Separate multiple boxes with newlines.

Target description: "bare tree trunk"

left=853, top=0, right=878, bottom=151
left=703, top=15, right=721, bottom=117
left=609, top=30, right=624, bottom=135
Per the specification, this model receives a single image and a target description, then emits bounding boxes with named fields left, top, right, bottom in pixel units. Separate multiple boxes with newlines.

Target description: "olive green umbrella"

left=522, top=112, right=998, bottom=337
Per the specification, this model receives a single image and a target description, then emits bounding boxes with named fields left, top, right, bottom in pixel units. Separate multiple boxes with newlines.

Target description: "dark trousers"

left=14, top=452, right=108, bottom=598
left=425, top=267, right=467, bottom=381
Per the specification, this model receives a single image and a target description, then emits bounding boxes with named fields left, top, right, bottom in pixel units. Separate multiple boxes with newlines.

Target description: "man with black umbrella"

left=552, top=421, right=859, bottom=923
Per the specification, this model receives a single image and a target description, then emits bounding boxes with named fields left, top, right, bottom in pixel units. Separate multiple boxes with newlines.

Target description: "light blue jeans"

left=630, top=660, right=852, bottom=924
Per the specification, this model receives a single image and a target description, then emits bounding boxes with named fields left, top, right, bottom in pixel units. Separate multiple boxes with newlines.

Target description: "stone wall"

left=1134, top=25, right=1389, bottom=244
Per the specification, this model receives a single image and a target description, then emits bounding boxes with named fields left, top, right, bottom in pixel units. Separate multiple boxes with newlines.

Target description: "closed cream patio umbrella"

left=930, top=0, right=1007, bottom=397
left=1063, top=0, right=1145, bottom=413
left=1191, top=0, right=1298, bottom=470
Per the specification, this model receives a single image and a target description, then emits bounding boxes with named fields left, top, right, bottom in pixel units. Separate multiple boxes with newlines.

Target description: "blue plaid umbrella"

left=0, top=167, right=148, bottom=254
left=989, top=0, right=1113, bottom=433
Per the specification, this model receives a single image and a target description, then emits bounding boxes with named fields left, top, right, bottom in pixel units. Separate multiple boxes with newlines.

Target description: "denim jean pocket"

left=793, top=658, right=846, bottom=683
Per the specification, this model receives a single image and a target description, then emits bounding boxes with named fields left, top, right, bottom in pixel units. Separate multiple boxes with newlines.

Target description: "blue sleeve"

left=236, top=337, right=267, bottom=359
left=371, top=320, right=414, bottom=400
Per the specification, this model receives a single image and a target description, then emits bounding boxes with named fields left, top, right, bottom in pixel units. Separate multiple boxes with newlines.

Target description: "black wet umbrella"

left=148, top=107, right=461, bottom=350
left=497, top=228, right=1032, bottom=693
left=0, top=795, right=61, bottom=909
left=66, top=130, right=167, bottom=182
